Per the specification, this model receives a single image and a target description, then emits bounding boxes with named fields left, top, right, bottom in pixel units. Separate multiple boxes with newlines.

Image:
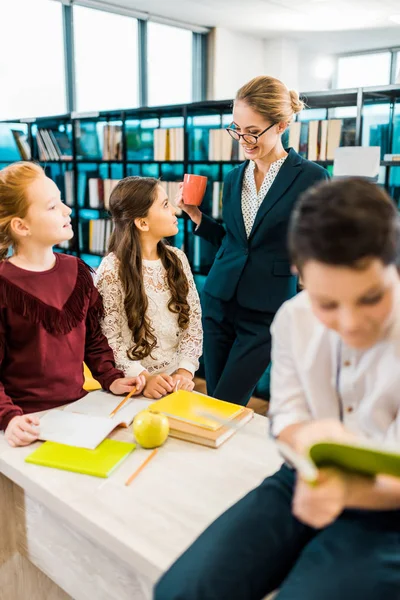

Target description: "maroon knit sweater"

left=0, top=253, right=124, bottom=430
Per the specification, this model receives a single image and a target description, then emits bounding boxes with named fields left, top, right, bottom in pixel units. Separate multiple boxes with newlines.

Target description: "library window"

left=336, top=52, right=392, bottom=89
left=74, top=6, right=139, bottom=112
left=0, top=0, right=66, bottom=120
left=147, top=22, right=193, bottom=106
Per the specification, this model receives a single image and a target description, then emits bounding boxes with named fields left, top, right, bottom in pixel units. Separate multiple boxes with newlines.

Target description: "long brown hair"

left=0, top=162, right=44, bottom=260
left=108, top=176, right=190, bottom=361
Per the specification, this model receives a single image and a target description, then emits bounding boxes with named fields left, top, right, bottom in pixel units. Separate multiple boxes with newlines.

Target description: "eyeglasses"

left=225, top=122, right=276, bottom=146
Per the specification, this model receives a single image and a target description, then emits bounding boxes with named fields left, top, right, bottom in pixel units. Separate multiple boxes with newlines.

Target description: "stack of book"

left=149, top=390, right=253, bottom=448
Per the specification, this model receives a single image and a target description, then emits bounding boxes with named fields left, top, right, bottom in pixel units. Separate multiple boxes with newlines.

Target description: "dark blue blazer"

left=195, top=148, right=329, bottom=313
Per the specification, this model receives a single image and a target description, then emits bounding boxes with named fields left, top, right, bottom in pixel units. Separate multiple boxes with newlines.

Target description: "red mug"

left=182, top=174, right=208, bottom=206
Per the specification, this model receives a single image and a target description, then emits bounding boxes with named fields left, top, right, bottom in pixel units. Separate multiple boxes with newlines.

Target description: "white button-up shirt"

left=241, top=157, right=286, bottom=238
left=269, top=290, right=400, bottom=446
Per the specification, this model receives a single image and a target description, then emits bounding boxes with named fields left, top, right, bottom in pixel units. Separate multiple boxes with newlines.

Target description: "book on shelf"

left=63, top=170, right=74, bottom=207
left=326, top=119, right=342, bottom=160
left=288, top=122, right=301, bottom=155
left=298, top=122, right=309, bottom=158
left=169, top=127, right=184, bottom=161
left=35, top=128, right=73, bottom=162
left=288, top=119, right=343, bottom=162
left=52, top=130, right=73, bottom=160
left=208, top=129, right=234, bottom=161
left=89, top=178, right=104, bottom=209
left=86, top=177, right=120, bottom=209
left=104, top=179, right=120, bottom=210
left=102, top=124, right=123, bottom=160
left=384, top=154, right=400, bottom=162
left=212, top=181, right=224, bottom=219
left=11, top=129, right=31, bottom=160
left=88, top=218, right=113, bottom=255
left=319, top=120, right=328, bottom=161
left=153, top=127, right=184, bottom=161
left=159, top=180, right=182, bottom=215
left=307, top=120, right=319, bottom=162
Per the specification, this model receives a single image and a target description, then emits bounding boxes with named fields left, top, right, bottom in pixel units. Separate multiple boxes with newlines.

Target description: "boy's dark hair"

left=289, top=178, right=400, bottom=270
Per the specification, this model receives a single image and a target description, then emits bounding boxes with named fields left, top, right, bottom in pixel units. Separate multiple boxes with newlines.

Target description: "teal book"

left=25, top=439, right=136, bottom=478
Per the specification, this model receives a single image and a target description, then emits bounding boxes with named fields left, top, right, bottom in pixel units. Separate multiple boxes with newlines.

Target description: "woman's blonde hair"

left=235, top=75, right=304, bottom=124
left=0, top=161, right=44, bottom=260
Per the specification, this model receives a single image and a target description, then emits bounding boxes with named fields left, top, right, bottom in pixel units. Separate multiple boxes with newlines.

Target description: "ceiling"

left=101, top=0, right=400, bottom=52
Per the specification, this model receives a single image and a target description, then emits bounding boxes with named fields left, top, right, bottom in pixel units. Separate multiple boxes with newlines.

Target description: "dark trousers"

left=202, top=292, right=274, bottom=406
left=155, top=465, right=400, bottom=600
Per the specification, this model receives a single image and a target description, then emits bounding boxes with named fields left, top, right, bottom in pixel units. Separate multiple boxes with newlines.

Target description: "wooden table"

left=0, top=413, right=282, bottom=600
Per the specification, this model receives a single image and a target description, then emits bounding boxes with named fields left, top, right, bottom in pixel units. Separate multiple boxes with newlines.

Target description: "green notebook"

left=277, top=440, right=400, bottom=484
left=25, top=439, right=136, bottom=478
left=309, top=441, right=400, bottom=479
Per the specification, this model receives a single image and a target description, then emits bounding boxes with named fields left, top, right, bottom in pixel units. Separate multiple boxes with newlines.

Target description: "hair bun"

left=289, top=89, right=305, bottom=114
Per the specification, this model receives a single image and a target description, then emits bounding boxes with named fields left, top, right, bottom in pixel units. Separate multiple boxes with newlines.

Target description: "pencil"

left=125, top=448, right=159, bottom=486
left=109, top=387, right=137, bottom=418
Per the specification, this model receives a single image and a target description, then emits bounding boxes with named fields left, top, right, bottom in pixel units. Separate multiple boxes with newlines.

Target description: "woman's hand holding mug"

left=175, top=175, right=208, bottom=227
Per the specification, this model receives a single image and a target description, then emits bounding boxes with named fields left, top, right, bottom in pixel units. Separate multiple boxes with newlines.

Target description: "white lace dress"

left=94, top=247, right=203, bottom=378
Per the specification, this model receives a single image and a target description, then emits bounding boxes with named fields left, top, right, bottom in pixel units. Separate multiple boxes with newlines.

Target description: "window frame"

left=60, top=1, right=208, bottom=112
left=332, top=47, right=400, bottom=90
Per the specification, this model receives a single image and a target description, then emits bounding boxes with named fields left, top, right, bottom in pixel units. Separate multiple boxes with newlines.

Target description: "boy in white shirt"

left=155, top=178, right=400, bottom=600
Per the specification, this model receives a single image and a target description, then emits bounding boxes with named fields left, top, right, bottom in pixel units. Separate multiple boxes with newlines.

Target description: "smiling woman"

left=177, top=74, right=329, bottom=407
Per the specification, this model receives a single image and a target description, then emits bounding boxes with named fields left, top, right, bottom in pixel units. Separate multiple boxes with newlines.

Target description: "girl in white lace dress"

left=95, top=176, right=202, bottom=399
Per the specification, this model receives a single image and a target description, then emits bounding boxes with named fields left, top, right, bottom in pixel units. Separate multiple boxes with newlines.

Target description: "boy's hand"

left=292, top=419, right=357, bottom=455
left=143, top=373, right=174, bottom=399
left=292, top=468, right=349, bottom=528
left=5, top=414, right=40, bottom=447
left=109, top=375, right=146, bottom=396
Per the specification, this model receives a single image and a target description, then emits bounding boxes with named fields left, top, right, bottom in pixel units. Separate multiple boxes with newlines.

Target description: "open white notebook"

left=38, top=390, right=151, bottom=450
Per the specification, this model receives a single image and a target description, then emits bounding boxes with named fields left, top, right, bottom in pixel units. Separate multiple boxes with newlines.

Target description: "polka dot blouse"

left=241, top=157, right=287, bottom=238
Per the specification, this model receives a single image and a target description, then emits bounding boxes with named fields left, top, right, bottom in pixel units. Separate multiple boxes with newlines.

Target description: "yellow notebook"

left=83, top=363, right=102, bottom=392
left=25, top=439, right=136, bottom=478
left=149, top=390, right=244, bottom=431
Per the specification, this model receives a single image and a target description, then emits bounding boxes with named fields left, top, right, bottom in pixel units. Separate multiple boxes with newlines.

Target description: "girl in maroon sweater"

left=0, top=162, right=145, bottom=447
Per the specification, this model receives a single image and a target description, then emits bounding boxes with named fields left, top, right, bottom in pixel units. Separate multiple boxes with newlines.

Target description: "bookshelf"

left=0, top=84, right=399, bottom=397
left=0, top=84, right=399, bottom=273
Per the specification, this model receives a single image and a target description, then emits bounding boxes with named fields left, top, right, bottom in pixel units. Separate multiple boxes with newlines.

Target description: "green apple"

left=132, top=410, right=169, bottom=449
